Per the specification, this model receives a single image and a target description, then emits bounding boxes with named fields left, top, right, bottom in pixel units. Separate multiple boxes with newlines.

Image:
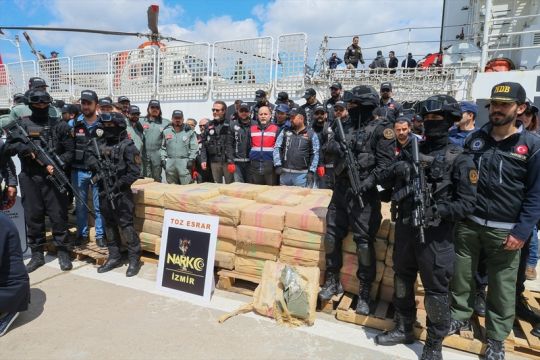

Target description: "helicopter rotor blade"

left=147, top=5, right=159, bottom=35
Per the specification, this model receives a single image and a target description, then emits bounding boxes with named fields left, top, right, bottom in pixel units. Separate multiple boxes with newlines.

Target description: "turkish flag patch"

left=515, top=144, right=528, bottom=155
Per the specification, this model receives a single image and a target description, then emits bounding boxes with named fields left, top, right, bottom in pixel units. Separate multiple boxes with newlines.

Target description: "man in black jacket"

left=226, top=102, right=253, bottom=182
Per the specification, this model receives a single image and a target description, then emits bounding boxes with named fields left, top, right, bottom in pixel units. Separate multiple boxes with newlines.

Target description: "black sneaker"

left=0, top=312, right=20, bottom=336
left=448, top=318, right=471, bottom=336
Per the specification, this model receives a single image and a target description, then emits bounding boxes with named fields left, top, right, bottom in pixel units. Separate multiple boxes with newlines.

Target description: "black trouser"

left=233, top=161, right=251, bottom=183
left=99, top=190, right=141, bottom=261
left=393, top=219, right=455, bottom=340
left=19, top=172, right=69, bottom=252
left=324, top=180, right=381, bottom=285
left=249, top=160, right=276, bottom=185
left=318, top=167, right=335, bottom=189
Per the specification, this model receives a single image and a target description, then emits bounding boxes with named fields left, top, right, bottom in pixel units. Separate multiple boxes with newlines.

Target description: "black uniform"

left=226, top=119, right=253, bottom=182
left=86, top=116, right=142, bottom=276
left=201, top=118, right=233, bottom=184
left=301, top=101, right=322, bottom=128
left=4, top=111, right=73, bottom=255
left=387, top=137, right=477, bottom=340
left=0, top=139, right=18, bottom=202
left=323, top=96, right=341, bottom=123
left=313, top=121, right=335, bottom=189
left=322, top=112, right=395, bottom=307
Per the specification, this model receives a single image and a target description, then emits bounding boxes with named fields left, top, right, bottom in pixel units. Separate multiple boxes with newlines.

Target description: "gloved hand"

left=393, top=161, right=410, bottom=182
left=275, top=166, right=282, bottom=175
left=306, top=171, right=315, bottom=188
left=359, top=178, right=374, bottom=193
left=227, top=162, right=236, bottom=174
left=425, top=204, right=441, bottom=226
left=317, top=166, right=325, bottom=177
left=161, top=159, right=167, bottom=169
left=186, top=159, right=194, bottom=170
left=17, top=143, right=33, bottom=158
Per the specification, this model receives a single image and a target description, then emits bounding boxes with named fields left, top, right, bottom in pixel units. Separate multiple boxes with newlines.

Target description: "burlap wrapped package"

left=282, top=227, right=324, bottom=251
left=217, top=238, right=236, bottom=253
left=379, top=284, right=394, bottom=303
left=386, top=244, right=394, bottom=267
left=134, top=218, right=163, bottom=236
left=284, top=205, right=327, bottom=234
left=135, top=205, right=165, bottom=223
left=198, top=195, right=255, bottom=226
left=234, top=255, right=266, bottom=278
left=240, top=203, right=287, bottom=231
left=218, top=224, right=237, bottom=241
left=342, top=234, right=388, bottom=262
left=237, top=225, right=282, bottom=248
left=255, top=189, right=306, bottom=206
left=132, top=178, right=156, bottom=186
left=184, top=182, right=227, bottom=191
left=215, top=251, right=235, bottom=270
left=139, top=232, right=161, bottom=254
left=279, top=245, right=325, bottom=268
left=133, top=183, right=178, bottom=207
left=308, top=188, right=334, bottom=197
left=382, top=265, right=394, bottom=287
left=164, top=186, right=221, bottom=213
left=377, top=218, right=392, bottom=240
left=235, top=243, right=280, bottom=261
left=220, top=182, right=271, bottom=200
left=340, top=252, right=385, bottom=283
left=279, top=186, right=312, bottom=195
left=301, top=194, right=331, bottom=208
left=339, top=272, right=380, bottom=300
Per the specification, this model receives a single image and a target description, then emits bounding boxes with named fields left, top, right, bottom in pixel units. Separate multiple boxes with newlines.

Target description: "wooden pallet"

left=336, top=292, right=517, bottom=356
left=512, top=290, right=540, bottom=359
left=71, top=242, right=109, bottom=266
left=216, top=270, right=260, bottom=297
left=317, top=293, right=345, bottom=314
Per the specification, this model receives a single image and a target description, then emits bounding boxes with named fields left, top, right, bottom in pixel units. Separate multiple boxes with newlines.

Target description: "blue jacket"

left=448, top=126, right=475, bottom=148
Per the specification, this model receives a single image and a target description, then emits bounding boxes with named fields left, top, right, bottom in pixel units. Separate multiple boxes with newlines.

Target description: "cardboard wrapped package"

left=301, top=194, right=331, bottom=208
left=279, top=186, right=312, bottom=195
left=139, top=232, right=161, bottom=254
left=220, top=182, right=271, bottom=200
left=215, top=251, right=235, bottom=270
left=240, top=203, right=287, bottom=231
left=133, top=183, right=179, bottom=207
left=376, top=219, right=391, bottom=240
left=198, top=195, right=255, bottom=226
left=309, top=188, right=334, bottom=197
left=164, top=186, right=221, bottom=213
left=379, top=284, right=394, bottom=303
left=184, top=182, right=227, bottom=191
left=237, top=225, right=282, bottom=248
left=217, top=238, right=236, bottom=253
left=234, top=255, right=266, bottom=278
left=339, top=272, right=380, bottom=300
left=285, top=205, right=327, bottom=234
left=135, top=206, right=165, bottom=223
left=282, top=228, right=324, bottom=251
left=218, top=225, right=237, bottom=241
left=235, top=242, right=280, bottom=261
left=134, top=217, right=163, bottom=236
left=342, top=234, right=388, bottom=262
left=132, top=178, right=156, bottom=186
left=279, top=245, right=325, bottom=268
left=382, top=265, right=394, bottom=287
left=386, top=244, right=394, bottom=267
left=255, top=189, right=306, bottom=207
left=340, top=253, right=385, bottom=283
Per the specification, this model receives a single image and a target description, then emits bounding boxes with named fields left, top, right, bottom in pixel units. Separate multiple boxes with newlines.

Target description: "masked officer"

left=314, top=104, right=337, bottom=189
left=160, top=110, right=198, bottom=185
left=0, top=138, right=18, bottom=210
left=375, top=99, right=477, bottom=360
left=319, top=86, right=395, bottom=315
left=301, top=88, right=322, bottom=128
left=72, top=90, right=106, bottom=247
left=86, top=112, right=142, bottom=277
left=249, top=106, right=279, bottom=185
left=226, top=102, right=253, bottom=182
left=449, top=83, right=540, bottom=359
left=200, top=101, right=233, bottom=183
left=273, top=107, right=320, bottom=188
left=140, top=100, right=170, bottom=182
left=3, top=89, right=74, bottom=272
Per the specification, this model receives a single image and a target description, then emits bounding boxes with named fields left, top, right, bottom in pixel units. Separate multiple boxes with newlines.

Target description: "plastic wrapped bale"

left=218, top=224, right=237, bottom=241
left=134, top=218, right=163, bottom=237
left=282, top=227, right=324, bottom=251
left=215, top=251, right=235, bottom=270
left=133, top=183, right=179, bottom=207
left=240, top=203, right=288, bottom=231
left=284, top=205, right=327, bottom=234
left=199, top=195, right=255, bottom=226
left=376, top=218, right=392, bottom=240
left=388, top=221, right=395, bottom=244
left=279, top=245, right=325, bottom=268
left=132, top=178, right=156, bottom=186
left=339, top=272, right=380, bottom=300
left=255, top=189, right=306, bottom=206
left=342, top=234, right=388, bottom=262
left=217, top=238, right=236, bottom=253
left=220, top=182, right=271, bottom=200
left=139, top=232, right=161, bottom=254
left=308, top=188, right=333, bottom=196
left=235, top=243, right=280, bottom=261
left=301, top=194, right=331, bottom=208
left=234, top=255, right=266, bottom=278
left=340, top=252, right=385, bottom=284
left=135, top=205, right=165, bottom=222
left=237, top=225, right=282, bottom=248
left=382, top=265, right=394, bottom=287
left=164, top=185, right=221, bottom=213
left=385, top=244, right=394, bottom=267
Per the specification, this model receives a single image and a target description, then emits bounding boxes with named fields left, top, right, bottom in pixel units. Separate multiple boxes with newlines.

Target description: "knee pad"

left=356, top=243, right=373, bottom=267
left=424, top=294, right=450, bottom=324
left=394, top=275, right=410, bottom=299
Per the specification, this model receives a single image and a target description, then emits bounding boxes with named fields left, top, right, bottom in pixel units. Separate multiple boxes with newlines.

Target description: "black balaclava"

left=30, top=104, right=50, bottom=123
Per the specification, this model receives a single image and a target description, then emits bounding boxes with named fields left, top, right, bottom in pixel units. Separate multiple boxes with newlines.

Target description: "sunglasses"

left=381, top=89, right=391, bottom=93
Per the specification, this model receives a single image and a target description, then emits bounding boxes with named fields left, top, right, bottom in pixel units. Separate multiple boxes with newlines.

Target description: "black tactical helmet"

left=343, top=85, right=380, bottom=108
left=418, top=94, right=462, bottom=122
left=100, top=112, right=127, bottom=129
left=26, top=89, right=53, bottom=104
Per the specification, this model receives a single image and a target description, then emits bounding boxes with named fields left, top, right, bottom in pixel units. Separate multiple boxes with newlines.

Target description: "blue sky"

left=0, top=0, right=445, bottom=65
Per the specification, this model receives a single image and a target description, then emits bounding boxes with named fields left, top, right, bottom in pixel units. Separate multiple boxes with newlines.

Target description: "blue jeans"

left=528, top=226, right=539, bottom=268
left=280, top=172, right=307, bottom=187
left=72, top=169, right=104, bottom=239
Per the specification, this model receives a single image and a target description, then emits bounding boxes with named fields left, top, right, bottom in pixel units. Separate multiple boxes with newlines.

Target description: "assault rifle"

left=7, top=121, right=95, bottom=217
left=334, top=118, right=364, bottom=209
left=410, top=136, right=428, bottom=244
left=90, top=138, right=119, bottom=211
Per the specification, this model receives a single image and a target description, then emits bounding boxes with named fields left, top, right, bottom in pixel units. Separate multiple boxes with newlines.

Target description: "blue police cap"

left=460, top=101, right=478, bottom=115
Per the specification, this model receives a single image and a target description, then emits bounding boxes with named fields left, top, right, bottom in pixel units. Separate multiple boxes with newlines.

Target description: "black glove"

left=186, top=160, right=194, bottom=170
left=306, top=171, right=315, bottom=188
left=425, top=204, right=441, bottom=226
left=17, top=143, right=33, bottom=158
left=393, top=161, right=410, bottom=182
left=359, top=178, right=374, bottom=193
left=275, top=166, right=282, bottom=175
left=161, top=159, right=167, bottom=169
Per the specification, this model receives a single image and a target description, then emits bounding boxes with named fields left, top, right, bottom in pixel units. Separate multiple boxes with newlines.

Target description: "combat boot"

left=474, top=288, right=486, bottom=317
left=531, top=323, right=540, bottom=338
left=355, top=282, right=371, bottom=315
left=516, top=294, right=540, bottom=325
left=97, top=252, right=122, bottom=274
left=57, top=250, right=73, bottom=271
left=484, top=338, right=505, bottom=360
left=26, top=251, right=45, bottom=273
left=375, top=314, right=415, bottom=345
left=126, top=258, right=141, bottom=277
left=318, top=272, right=343, bottom=302
left=447, top=318, right=471, bottom=336
left=95, top=236, right=106, bottom=248
left=420, top=334, right=443, bottom=360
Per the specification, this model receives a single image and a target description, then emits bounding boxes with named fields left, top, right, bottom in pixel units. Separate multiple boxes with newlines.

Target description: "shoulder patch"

left=470, top=138, right=484, bottom=151
left=469, top=169, right=478, bottom=184
left=383, top=128, right=395, bottom=140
